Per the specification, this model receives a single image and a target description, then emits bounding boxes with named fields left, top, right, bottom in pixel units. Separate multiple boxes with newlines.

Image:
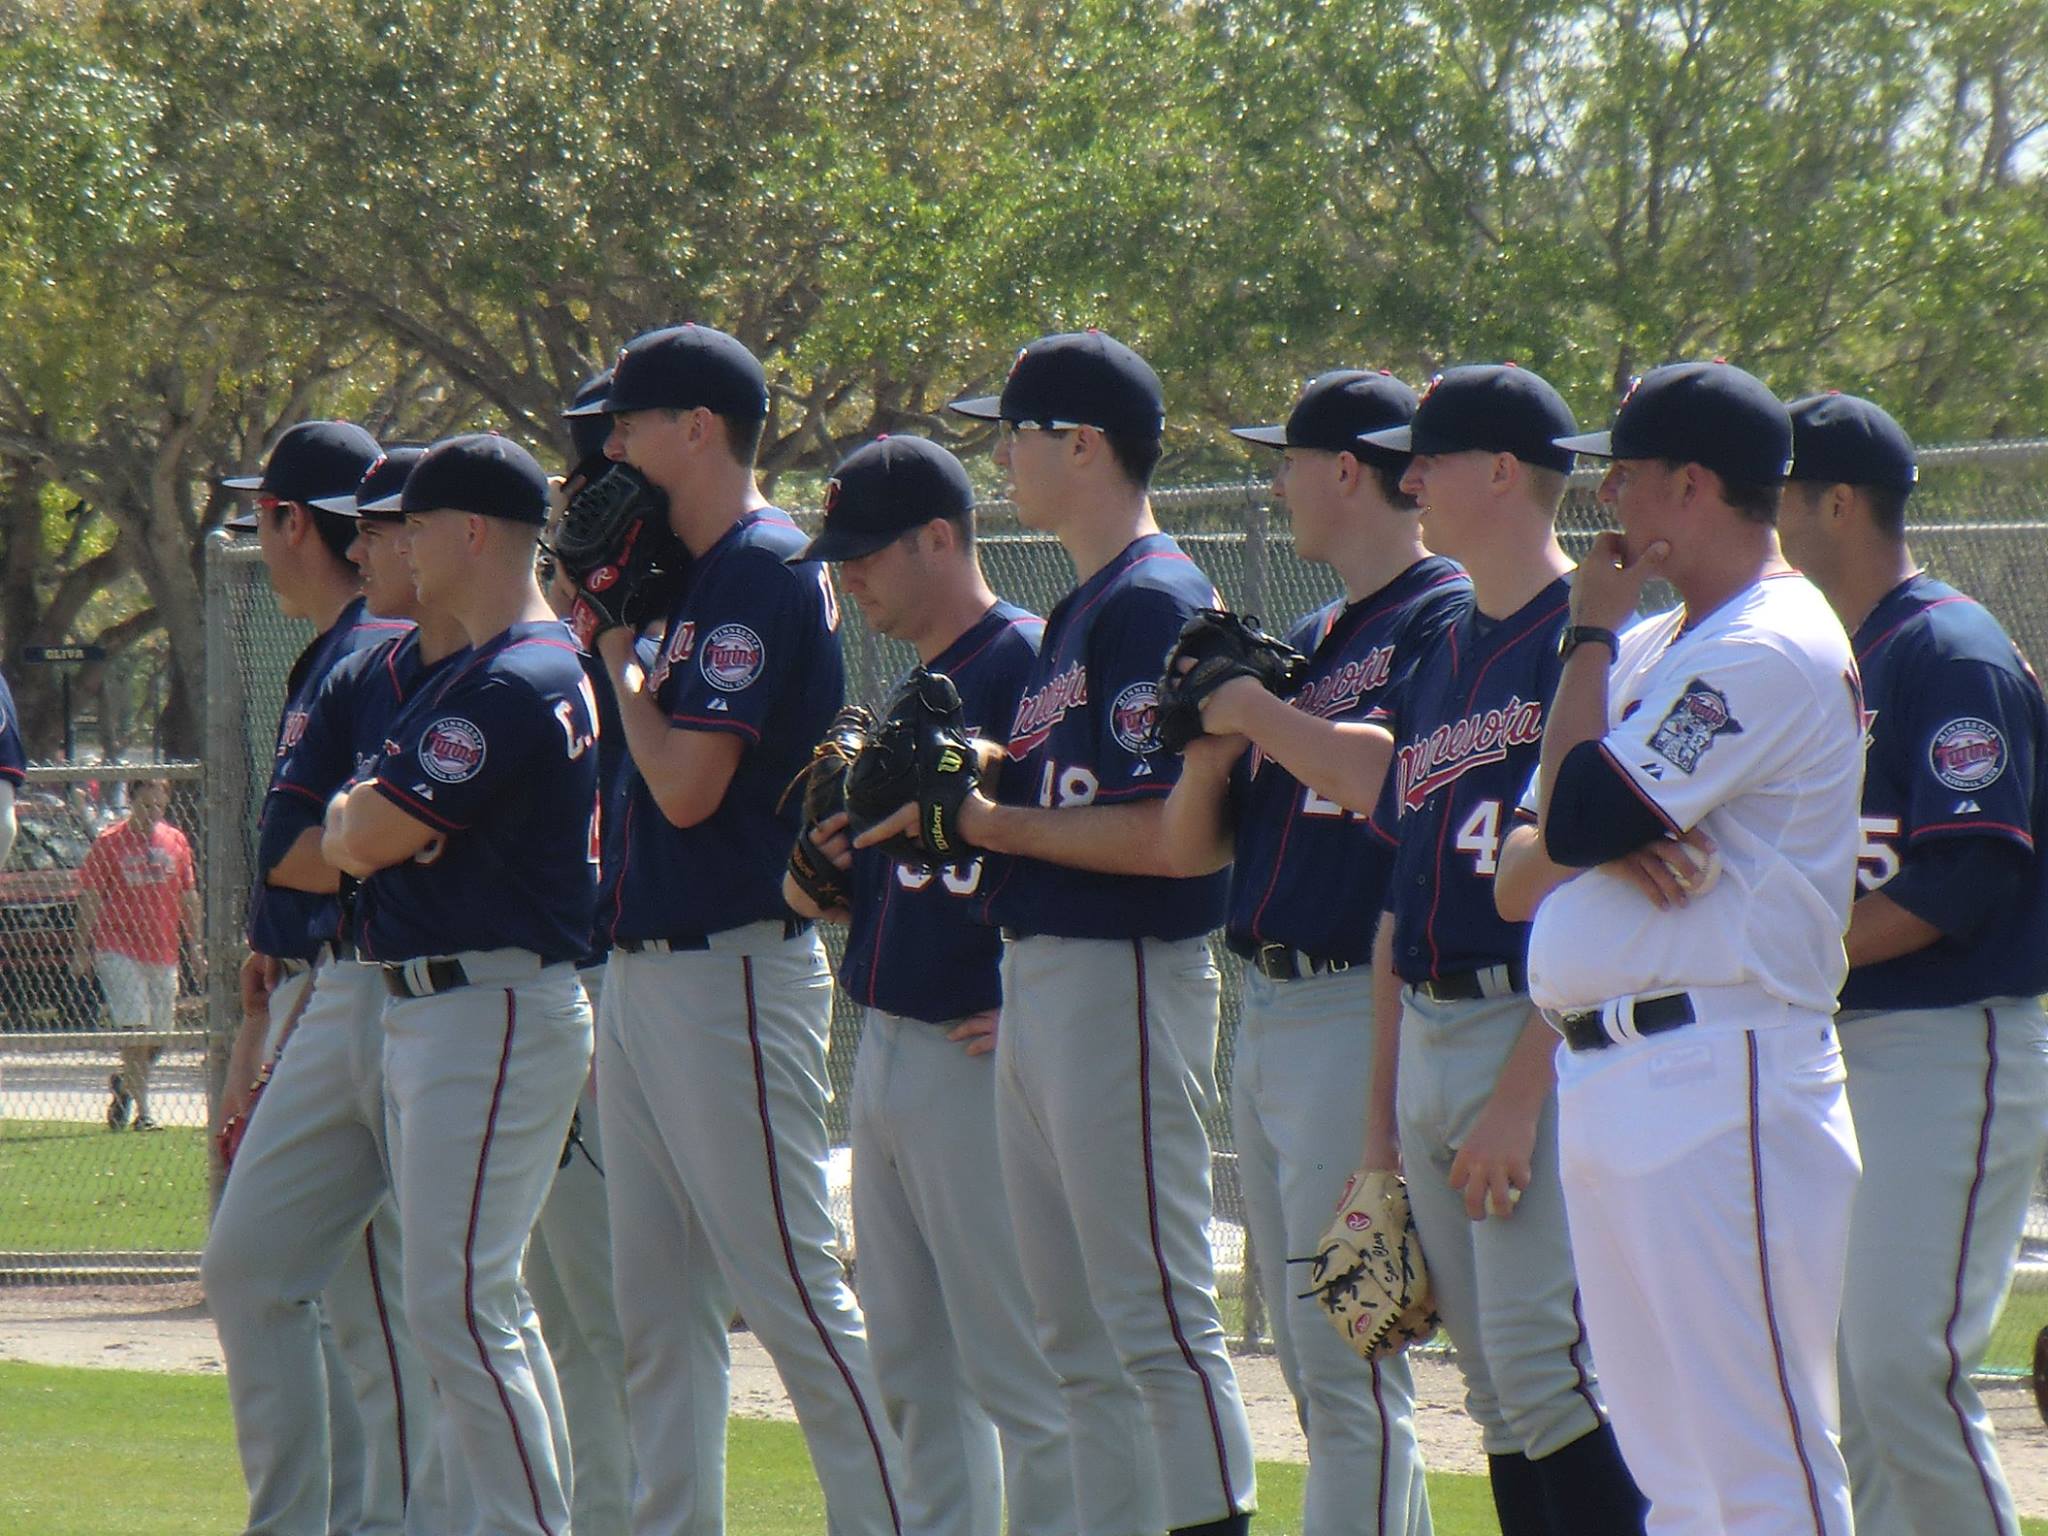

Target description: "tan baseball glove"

left=1298, top=1168, right=1439, bottom=1359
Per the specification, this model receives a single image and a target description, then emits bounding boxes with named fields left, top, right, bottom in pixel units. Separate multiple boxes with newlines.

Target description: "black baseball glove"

left=1153, top=607, right=1310, bottom=753
left=549, top=464, right=687, bottom=647
left=783, top=705, right=874, bottom=912
left=845, top=669, right=982, bottom=866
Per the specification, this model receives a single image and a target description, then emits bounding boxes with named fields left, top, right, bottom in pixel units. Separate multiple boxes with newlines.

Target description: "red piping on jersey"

left=1943, top=1010, right=2012, bottom=1531
left=1133, top=939, right=1241, bottom=1515
left=1419, top=593, right=1569, bottom=977
left=742, top=956, right=903, bottom=1532
left=1597, top=741, right=1682, bottom=835
left=465, top=990, right=558, bottom=1535
left=1247, top=781, right=1304, bottom=944
left=1747, top=1033, right=1829, bottom=1535
left=944, top=612, right=1043, bottom=678
left=865, top=871, right=898, bottom=1010
left=606, top=794, right=636, bottom=944
left=274, top=780, right=327, bottom=808
left=1060, top=548, right=1204, bottom=632
left=667, top=710, right=762, bottom=743
left=1855, top=595, right=1974, bottom=663
left=363, top=1220, right=411, bottom=1503
left=1910, top=819, right=2034, bottom=849
left=372, top=777, right=464, bottom=835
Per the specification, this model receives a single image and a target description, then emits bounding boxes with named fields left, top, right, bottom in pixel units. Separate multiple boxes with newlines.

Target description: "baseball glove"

left=549, top=464, right=686, bottom=647
left=216, top=1060, right=273, bottom=1171
left=783, top=704, right=874, bottom=911
left=1153, top=608, right=1310, bottom=754
left=1297, top=1168, right=1439, bottom=1359
left=844, top=669, right=982, bottom=866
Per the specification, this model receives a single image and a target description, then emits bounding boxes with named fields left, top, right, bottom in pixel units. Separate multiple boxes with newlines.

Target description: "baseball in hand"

left=1667, top=838, right=1721, bottom=897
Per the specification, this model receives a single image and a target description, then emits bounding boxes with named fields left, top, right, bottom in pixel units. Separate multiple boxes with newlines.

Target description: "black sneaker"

left=106, top=1073, right=134, bottom=1131
left=132, top=1114, right=162, bottom=1132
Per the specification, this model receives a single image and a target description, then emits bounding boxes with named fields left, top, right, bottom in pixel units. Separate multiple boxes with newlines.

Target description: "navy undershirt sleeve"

left=1544, top=740, right=1673, bottom=867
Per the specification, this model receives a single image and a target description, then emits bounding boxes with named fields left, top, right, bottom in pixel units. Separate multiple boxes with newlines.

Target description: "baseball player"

left=323, top=432, right=598, bottom=1536
left=564, top=325, right=901, bottom=1535
left=0, top=666, right=23, bottom=865
left=865, top=330, right=1258, bottom=1536
left=1497, top=362, right=1864, bottom=1534
left=1778, top=393, right=2048, bottom=1536
left=526, top=371, right=639, bottom=1536
left=76, top=778, right=200, bottom=1131
left=782, top=434, right=1075, bottom=1536
left=1149, top=369, right=1470, bottom=1536
left=213, top=422, right=431, bottom=1536
left=1347, top=366, right=1647, bottom=1535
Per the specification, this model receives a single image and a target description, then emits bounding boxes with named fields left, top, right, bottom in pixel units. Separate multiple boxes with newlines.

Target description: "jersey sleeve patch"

left=1928, top=716, right=2007, bottom=793
left=418, top=717, right=488, bottom=783
left=1646, top=678, right=1744, bottom=775
left=699, top=623, right=765, bottom=692
left=1110, top=680, right=1161, bottom=755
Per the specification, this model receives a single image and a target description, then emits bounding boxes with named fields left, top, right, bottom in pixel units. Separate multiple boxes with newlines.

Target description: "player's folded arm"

left=627, top=721, right=746, bottom=830
left=1542, top=740, right=1677, bottom=867
left=323, top=778, right=447, bottom=875
left=1871, top=837, right=2029, bottom=939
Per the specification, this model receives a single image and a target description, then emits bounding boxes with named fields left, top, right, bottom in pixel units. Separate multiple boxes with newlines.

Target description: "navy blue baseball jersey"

left=605, top=510, right=845, bottom=941
left=977, top=533, right=1228, bottom=940
left=1841, top=573, right=2048, bottom=1009
left=1375, top=574, right=1571, bottom=984
left=1226, top=557, right=1471, bottom=965
left=838, top=602, right=1043, bottom=1023
left=249, top=598, right=414, bottom=960
left=359, top=619, right=600, bottom=964
left=0, top=668, right=25, bottom=786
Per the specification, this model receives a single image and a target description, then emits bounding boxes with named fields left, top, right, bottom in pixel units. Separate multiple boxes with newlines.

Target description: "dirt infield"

left=1, top=1281, right=2043, bottom=1515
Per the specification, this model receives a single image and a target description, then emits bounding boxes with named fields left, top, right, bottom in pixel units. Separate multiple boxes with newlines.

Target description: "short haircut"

left=921, top=503, right=977, bottom=553
left=719, top=411, right=766, bottom=467
left=1369, top=459, right=1418, bottom=510
left=127, top=777, right=170, bottom=798
left=1690, top=464, right=1782, bottom=525
left=1103, top=428, right=1162, bottom=490
left=273, top=501, right=359, bottom=565
left=1523, top=464, right=1569, bottom=513
left=1864, top=484, right=1911, bottom=539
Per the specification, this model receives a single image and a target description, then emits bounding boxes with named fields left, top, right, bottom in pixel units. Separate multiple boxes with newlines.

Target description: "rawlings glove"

left=844, top=669, right=982, bottom=866
left=216, top=1059, right=273, bottom=1171
left=549, top=464, right=686, bottom=647
left=1296, top=1168, right=1439, bottom=1359
left=783, top=705, right=874, bottom=911
left=1153, top=607, right=1310, bottom=754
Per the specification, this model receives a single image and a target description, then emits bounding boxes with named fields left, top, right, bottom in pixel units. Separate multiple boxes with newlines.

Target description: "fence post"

left=202, top=531, right=238, bottom=1210
left=1243, top=487, right=1269, bottom=618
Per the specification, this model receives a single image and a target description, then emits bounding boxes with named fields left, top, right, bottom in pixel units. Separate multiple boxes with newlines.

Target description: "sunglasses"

left=996, top=419, right=1095, bottom=445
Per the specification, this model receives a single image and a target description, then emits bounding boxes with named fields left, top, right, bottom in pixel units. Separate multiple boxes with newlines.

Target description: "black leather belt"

left=615, top=917, right=812, bottom=954
left=1237, top=941, right=1354, bottom=982
left=1556, top=992, right=1697, bottom=1052
left=383, top=958, right=471, bottom=998
left=1417, top=961, right=1526, bottom=1003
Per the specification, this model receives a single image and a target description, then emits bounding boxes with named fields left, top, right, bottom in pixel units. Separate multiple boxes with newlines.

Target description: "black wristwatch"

left=1558, top=625, right=1619, bottom=662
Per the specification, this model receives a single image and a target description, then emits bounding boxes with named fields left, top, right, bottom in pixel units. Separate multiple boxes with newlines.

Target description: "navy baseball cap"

left=564, top=370, right=615, bottom=467
left=1359, top=364, right=1576, bottom=474
left=562, top=325, right=768, bottom=422
left=221, top=420, right=382, bottom=529
left=309, top=445, right=428, bottom=519
left=359, top=433, right=551, bottom=525
left=1556, top=361, right=1794, bottom=484
left=1230, top=370, right=1418, bottom=469
left=947, top=330, right=1166, bottom=442
left=1787, top=392, right=1918, bottom=491
left=792, top=436, right=975, bottom=564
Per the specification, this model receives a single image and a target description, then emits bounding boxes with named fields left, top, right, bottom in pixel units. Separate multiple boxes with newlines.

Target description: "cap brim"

left=220, top=474, right=265, bottom=491
left=788, top=526, right=897, bottom=565
left=560, top=397, right=613, bottom=419
left=1228, top=424, right=1289, bottom=447
left=1358, top=425, right=1414, bottom=452
left=1551, top=431, right=1611, bottom=458
left=307, top=492, right=360, bottom=515
left=946, top=394, right=1004, bottom=421
left=222, top=510, right=261, bottom=532
left=358, top=491, right=406, bottom=514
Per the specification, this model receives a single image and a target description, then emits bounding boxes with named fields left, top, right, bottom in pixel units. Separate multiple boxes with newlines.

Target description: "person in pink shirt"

left=73, top=779, right=201, bottom=1130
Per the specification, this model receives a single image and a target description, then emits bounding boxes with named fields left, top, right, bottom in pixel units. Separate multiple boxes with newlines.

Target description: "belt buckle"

left=1254, top=942, right=1292, bottom=980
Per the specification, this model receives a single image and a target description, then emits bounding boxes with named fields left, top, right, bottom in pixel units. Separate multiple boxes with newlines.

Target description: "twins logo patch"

left=418, top=717, right=487, bottom=783
left=1929, top=717, right=2007, bottom=792
left=1647, top=678, right=1743, bottom=774
left=1110, top=680, right=1160, bottom=755
left=277, top=710, right=310, bottom=757
left=700, top=623, right=764, bottom=692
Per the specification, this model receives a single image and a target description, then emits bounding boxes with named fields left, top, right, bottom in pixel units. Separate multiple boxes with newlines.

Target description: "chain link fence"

left=51, top=440, right=2038, bottom=1371
left=0, top=762, right=207, bottom=1279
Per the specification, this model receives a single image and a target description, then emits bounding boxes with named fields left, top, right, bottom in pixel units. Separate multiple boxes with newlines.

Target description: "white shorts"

left=96, top=951, right=177, bottom=1036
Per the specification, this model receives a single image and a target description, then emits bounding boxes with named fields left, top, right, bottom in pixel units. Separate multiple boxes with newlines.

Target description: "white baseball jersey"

left=1526, top=572, right=1862, bottom=1014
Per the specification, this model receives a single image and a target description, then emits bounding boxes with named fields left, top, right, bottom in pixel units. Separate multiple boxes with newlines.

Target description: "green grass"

left=1992, top=1284, right=2048, bottom=1375
left=0, top=1120, right=209, bottom=1251
left=0, top=1359, right=1520, bottom=1533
